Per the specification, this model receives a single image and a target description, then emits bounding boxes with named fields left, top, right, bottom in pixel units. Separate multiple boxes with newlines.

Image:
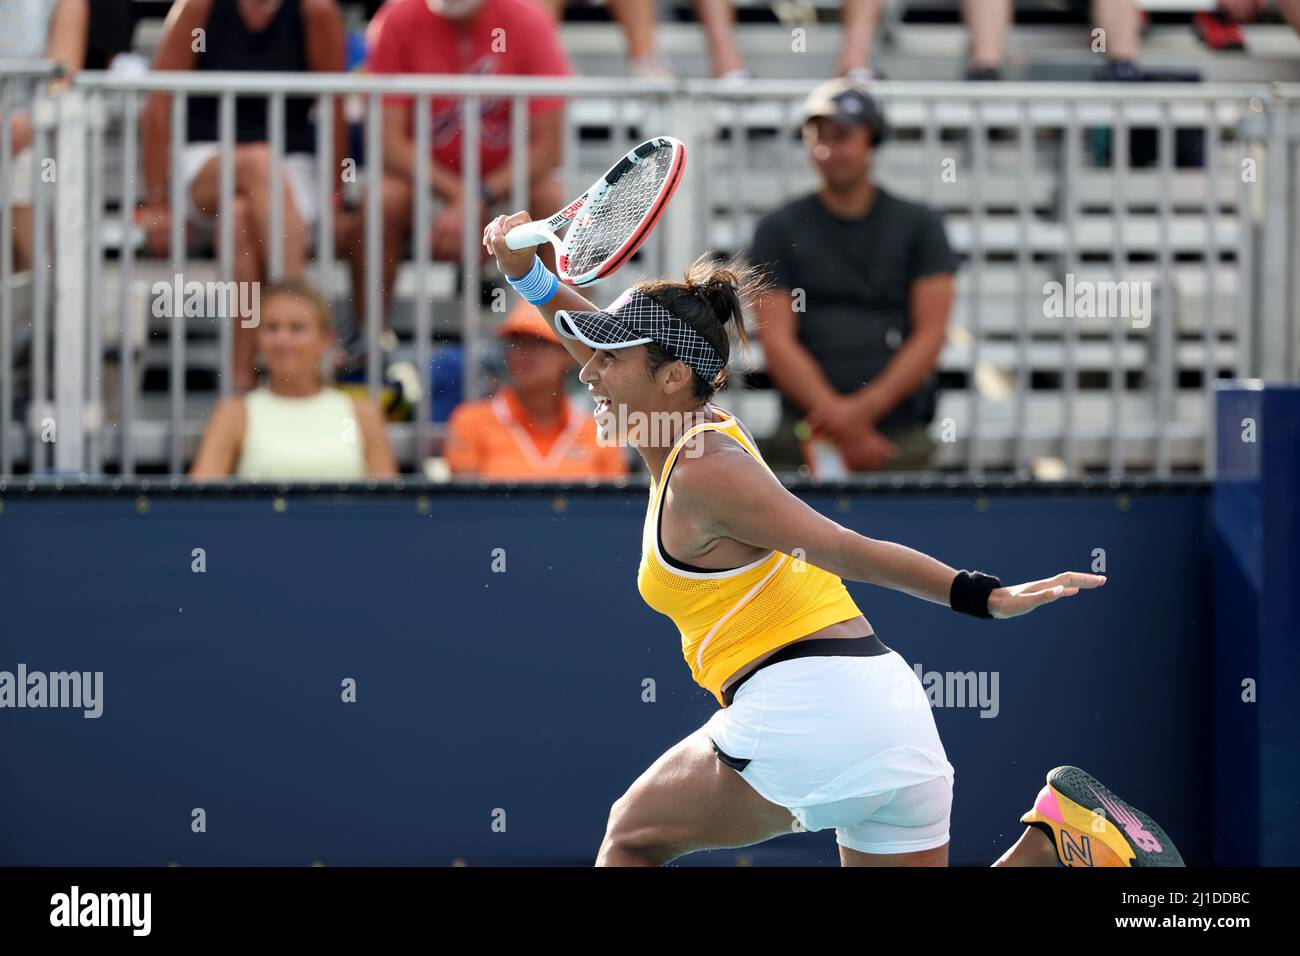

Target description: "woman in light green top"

left=190, top=280, right=398, bottom=480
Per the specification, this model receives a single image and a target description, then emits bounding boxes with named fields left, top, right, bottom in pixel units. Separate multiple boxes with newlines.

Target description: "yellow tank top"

left=636, top=405, right=865, bottom=707
left=236, top=386, right=366, bottom=481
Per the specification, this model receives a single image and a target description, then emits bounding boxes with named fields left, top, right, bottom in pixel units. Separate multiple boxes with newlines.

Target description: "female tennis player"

left=482, top=212, right=1184, bottom=869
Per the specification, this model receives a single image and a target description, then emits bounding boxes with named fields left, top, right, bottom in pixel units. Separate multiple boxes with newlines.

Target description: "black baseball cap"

left=799, top=77, right=889, bottom=145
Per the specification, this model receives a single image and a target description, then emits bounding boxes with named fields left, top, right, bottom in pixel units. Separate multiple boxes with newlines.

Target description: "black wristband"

left=950, top=570, right=1002, bottom=619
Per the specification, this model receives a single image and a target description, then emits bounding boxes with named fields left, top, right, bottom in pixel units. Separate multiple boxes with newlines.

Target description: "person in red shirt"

left=346, top=0, right=571, bottom=358
left=444, top=299, right=628, bottom=481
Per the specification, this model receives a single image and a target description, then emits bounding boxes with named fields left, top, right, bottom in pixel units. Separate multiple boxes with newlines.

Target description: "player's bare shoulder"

left=730, top=414, right=761, bottom=450
left=667, top=426, right=775, bottom=539
left=674, top=425, right=762, bottom=486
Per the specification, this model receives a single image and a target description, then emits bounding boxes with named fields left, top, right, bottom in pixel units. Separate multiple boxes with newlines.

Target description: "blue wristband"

left=505, top=258, right=559, bottom=305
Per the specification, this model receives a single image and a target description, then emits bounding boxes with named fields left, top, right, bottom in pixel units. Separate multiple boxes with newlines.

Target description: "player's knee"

left=598, top=797, right=679, bottom=866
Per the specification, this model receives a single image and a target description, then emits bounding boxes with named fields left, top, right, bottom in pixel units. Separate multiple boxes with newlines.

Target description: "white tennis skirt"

left=704, top=650, right=956, bottom=855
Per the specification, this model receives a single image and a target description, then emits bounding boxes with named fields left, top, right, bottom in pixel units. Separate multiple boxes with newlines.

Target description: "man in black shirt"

left=749, top=79, right=958, bottom=473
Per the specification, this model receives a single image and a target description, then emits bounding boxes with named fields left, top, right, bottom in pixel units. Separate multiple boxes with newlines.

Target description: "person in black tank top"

left=141, top=0, right=346, bottom=392
left=187, top=0, right=314, bottom=153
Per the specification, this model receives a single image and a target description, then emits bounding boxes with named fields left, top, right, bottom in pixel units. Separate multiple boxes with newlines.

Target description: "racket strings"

left=564, top=147, right=675, bottom=277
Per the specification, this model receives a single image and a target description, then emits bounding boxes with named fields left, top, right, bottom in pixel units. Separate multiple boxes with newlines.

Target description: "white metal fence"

left=2, top=66, right=1298, bottom=478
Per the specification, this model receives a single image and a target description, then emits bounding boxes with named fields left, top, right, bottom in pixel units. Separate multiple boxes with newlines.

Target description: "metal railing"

left=2, top=69, right=1298, bottom=479
left=0, top=61, right=63, bottom=477
left=681, top=79, right=1297, bottom=476
left=52, top=72, right=678, bottom=477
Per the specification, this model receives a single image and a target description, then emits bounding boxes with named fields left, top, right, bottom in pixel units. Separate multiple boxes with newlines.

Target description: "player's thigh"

left=603, top=726, right=796, bottom=858
left=839, top=842, right=949, bottom=867
left=833, top=775, right=954, bottom=867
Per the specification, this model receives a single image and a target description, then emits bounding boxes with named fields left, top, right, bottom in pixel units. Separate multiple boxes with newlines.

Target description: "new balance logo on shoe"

left=1060, top=831, right=1094, bottom=866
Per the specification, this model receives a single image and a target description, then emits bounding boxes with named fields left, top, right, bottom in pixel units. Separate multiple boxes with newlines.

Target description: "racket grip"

left=504, top=220, right=554, bottom=251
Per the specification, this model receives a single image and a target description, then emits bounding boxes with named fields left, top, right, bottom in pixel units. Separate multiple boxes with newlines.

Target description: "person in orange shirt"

left=444, top=300, right=628, bottom=480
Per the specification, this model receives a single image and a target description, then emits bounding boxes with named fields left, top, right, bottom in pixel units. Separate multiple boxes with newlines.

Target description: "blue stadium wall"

left=0, top=481, right=1217, bottom=866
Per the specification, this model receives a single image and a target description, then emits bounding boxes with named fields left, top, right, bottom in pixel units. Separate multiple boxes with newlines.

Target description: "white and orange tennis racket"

left=504, top=135, right=686, bottom=287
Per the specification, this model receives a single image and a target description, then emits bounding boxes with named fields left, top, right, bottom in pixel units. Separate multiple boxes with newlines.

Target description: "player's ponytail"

left=636, top=252, right=766, bottom=401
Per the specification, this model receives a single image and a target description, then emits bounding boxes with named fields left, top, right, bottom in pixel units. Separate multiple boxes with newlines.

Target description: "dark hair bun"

left=633, top=252, right=768, bottom=401
left=683, top=254, right=767, bottom=329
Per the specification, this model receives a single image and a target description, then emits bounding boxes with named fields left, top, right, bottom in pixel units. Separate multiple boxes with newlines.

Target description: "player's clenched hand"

left=483, top=212, right=538, bottom=281
left=987, top=572, right=1106, bottom=619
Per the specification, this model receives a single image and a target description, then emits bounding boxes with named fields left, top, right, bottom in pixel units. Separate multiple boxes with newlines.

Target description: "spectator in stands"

left=344, top=0, right=570, bottom=371
left=1215, top=0, right=1300, bottom=37
left=140, top=0, right=347, bottom=392
left=749, top=79, right=957, bottom=474
left=443, top=298, right=627, bottom=480
left=3, top=0, right=136, bottom=271
left=963, top=0, right=1145, bottom=80
left=532, top=0, right=748, bottom=79
left=190, top=279, right=397, bottom=478
left=534, top=0, right=889, bottom=82
left=1278, top=0, right=1300, bottom=32
left=835, top=0, right=891, bottom=81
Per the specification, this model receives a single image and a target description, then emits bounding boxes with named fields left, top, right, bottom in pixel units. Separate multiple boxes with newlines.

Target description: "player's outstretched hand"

left=987, top=572, right=1106, bottom=619
left=483, top=212, right=538, bottom=281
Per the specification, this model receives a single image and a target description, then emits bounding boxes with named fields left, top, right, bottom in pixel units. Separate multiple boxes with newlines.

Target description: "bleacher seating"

left=10, top=2, right=1300, bottom=474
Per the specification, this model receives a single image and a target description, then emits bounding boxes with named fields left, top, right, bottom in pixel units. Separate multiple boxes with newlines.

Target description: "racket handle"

left=504, top=220, right=556, bottom=251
